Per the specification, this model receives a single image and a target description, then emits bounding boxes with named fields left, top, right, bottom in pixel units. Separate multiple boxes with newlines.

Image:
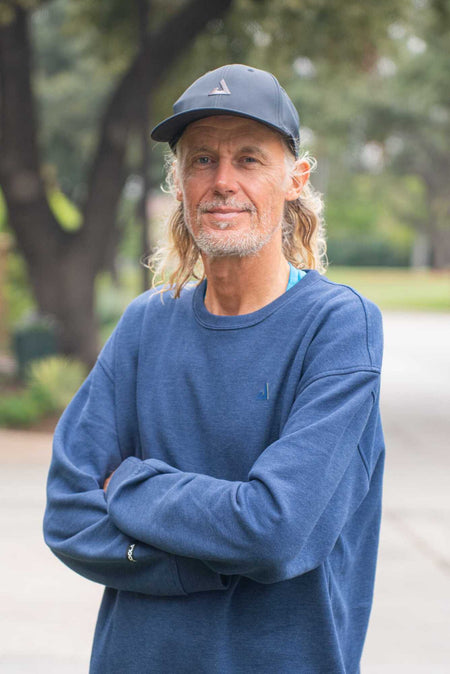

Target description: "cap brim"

left=151, top=108, right=298, bottom=153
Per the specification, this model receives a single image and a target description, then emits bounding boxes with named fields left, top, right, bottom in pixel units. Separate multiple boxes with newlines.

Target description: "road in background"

left=362, top=312, right=450, bottom=674
left=0, top=312, right=449, bottom=673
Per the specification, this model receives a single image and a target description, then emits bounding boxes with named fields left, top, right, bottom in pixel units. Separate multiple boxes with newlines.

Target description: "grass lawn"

left=326, top=267, right=450, bottom=312
left=95, top=265, right=449, bottom=335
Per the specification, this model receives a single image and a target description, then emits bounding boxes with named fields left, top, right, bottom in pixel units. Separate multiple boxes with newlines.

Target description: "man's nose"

left=212, top=159, right=239, bottom=196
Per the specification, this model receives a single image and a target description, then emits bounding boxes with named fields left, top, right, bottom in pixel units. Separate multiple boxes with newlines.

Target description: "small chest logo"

left=257, top=382, right=270, bottom=400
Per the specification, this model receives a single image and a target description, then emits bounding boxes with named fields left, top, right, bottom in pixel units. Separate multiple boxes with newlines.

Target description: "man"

left=44, top=64, right=384, bottom=673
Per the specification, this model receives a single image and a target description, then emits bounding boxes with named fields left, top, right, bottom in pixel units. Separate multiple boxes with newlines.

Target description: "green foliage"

left=12, top=313, right=59, bottom=382
left=0, top=1, right=48, bottom=26
left=3, top=248, right=35, bottom=327
left=326, top=235, right=410, bottom=267
left=2, top=0, right=446, bottom=353
left=31, top=0, right=410, bottom=205
left=324, top=171, right=419, bottom=265
left=65, top=0, right=140, bottom=65
left=0, top=355, right=86, bottom=428
left=47, top=188, right=82, bottom=231
left=327, top=267, right=450, bottom=312
left=33, top=0, right=114, bottom=202
left=0, top=389, right=48, bottom=428
left=95, top=267, right=143, bottom=344
left=27, top=355, right=87, bottom=411
left=0, top=190, right=6, bottom=228
left=0, top=183, right=81, bottom=338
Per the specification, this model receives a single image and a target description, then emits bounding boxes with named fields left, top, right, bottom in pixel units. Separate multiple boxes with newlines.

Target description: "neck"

left=202, top=245, right=290, bottom=316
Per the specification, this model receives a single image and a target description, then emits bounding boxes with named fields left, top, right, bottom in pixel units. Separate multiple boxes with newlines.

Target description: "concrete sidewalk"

left=1, top=312, right=449, bottom=673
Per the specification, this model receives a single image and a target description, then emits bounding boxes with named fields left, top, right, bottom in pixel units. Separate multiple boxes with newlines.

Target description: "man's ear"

left=285, top=159, right=310, bottom=202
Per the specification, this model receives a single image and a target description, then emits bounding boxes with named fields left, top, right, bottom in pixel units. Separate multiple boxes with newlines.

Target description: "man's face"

left=175, top=116, right=302, bottom=258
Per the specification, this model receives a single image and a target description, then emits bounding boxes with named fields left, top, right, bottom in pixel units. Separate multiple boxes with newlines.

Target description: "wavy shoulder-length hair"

left=148, top=143, right=327, bottom=298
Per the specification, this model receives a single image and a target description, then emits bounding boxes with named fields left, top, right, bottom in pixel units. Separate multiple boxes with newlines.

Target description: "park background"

left=0, top=0, right=449, bottom=671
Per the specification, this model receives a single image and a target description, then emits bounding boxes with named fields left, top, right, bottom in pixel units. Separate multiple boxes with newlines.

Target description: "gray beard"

left=192, top=226, right=276, bottom=258
left=185, top=201, right=282, bottom=258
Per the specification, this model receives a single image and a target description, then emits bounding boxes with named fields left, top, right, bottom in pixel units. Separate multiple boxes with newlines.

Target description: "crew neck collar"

left=192, top=269, right=321, bottom=330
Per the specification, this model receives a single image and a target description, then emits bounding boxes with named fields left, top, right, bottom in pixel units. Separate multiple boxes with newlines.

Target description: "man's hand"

left=103, top=471, right=115, bottom=492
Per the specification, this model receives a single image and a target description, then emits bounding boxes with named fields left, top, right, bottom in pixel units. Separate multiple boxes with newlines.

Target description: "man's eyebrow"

left=181, top=143, right=270, bottom=160
left=183, top=145, right=213, bottom=156
left=239, top=145, right=270, bottom=160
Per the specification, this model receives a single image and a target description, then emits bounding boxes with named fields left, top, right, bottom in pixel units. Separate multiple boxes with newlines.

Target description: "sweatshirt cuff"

left=105, top=456, right=151, bottom=501
left=175, top=557, right=232, bottom=594
left=105, top=457, right=232, bottom=596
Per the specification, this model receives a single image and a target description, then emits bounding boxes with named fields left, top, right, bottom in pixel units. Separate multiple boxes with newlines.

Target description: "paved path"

left=361, top=312, right=450, bottom=674
left=0, top=312, right=449, bottom=673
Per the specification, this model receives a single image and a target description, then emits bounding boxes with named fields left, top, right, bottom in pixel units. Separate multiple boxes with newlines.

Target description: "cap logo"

left=208, top=78, right=231, bottom=96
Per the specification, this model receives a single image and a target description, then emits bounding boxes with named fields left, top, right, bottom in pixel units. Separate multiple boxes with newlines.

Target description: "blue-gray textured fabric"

left=44, top=269, right=385, bottom=673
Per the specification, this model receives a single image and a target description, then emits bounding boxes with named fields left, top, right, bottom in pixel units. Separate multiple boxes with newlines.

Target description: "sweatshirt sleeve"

left=105, top=367, right=380, bottom=584
left=43, top=331, right=231, bottom=596
left=105, top=294, right=384, bottom=584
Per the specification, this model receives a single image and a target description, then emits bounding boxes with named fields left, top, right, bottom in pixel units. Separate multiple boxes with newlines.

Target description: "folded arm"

left=106, top=367, right=381, bottom=584
left=43, top=355, right=231, bottom=596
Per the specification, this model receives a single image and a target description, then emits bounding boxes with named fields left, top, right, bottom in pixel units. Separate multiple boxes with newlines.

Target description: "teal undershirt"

left=287, top=263, right=306, bottom=291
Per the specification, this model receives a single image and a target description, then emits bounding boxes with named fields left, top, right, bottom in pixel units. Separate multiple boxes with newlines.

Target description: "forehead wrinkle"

left=179, top=137, right=282, bottom=169
left=180, top=117, right=284, bottom=149
left=238, top=145, right=270, bottom=160
left=182, top=142, right=270, bottom=159
left=183, top=144, right=212, bottom=157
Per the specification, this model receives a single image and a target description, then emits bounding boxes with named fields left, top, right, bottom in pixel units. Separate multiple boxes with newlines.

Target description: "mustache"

left=198, top=200, right=257, bottom=214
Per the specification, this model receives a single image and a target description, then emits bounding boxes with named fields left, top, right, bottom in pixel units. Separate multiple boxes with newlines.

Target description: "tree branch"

left=81, top=0, right=233, bottom=265
left=0, top=4, right=67, bottom=262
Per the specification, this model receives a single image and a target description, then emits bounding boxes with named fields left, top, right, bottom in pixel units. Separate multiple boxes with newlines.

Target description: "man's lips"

left=203, top=208, right=249, bottom=219
left=198, top=203, right=255, bottom=225
left=206, top=208, right=246, bottom=214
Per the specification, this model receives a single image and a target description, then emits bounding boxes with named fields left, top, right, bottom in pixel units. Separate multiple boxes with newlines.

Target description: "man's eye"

left=195, top=156, right=211, bottom=165
left=242, top=156, right=258, bottom=164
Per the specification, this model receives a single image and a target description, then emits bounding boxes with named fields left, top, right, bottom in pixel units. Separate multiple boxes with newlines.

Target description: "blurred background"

left=0, top=0, right=449, bottom=671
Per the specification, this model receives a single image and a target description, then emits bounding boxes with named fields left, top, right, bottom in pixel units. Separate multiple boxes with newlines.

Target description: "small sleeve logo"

left=127, top=543, right=137, bottom=563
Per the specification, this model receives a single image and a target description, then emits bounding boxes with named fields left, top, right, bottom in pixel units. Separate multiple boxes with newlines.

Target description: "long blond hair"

left=148, top=145, right=327, bottom=298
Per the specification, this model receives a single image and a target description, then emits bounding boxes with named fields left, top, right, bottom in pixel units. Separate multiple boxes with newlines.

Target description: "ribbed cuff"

left=105, top=456, right=150, bottom=502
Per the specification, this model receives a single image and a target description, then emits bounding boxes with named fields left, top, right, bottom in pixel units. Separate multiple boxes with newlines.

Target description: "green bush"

left=0, top=355, right=86, bottom=428
left=13, top=313, right=59, bottom=380
left=0, top=389, right=48, bottom=427
left=326, top=235, right=411, bottom=267
left=27, top=356, right=87, bottom=412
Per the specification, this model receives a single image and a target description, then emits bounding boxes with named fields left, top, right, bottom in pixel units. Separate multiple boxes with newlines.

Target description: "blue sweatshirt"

left=43, top=269, right=384, bottom=673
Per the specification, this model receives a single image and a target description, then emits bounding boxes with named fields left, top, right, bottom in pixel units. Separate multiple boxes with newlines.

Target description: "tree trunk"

left=0, top=0, right=234, bottom=366
left=423, top=164, right=450, bottom=270
left=0, top=5, right=98, bottom=365
left=31, top=244, right=100, bottom=366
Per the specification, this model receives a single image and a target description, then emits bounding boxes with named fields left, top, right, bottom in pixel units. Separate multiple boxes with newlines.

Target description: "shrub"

left=0, top=389, right=47, bottom=427
left=27, top=356, right=87, bottom=413
left=0, top=356, right=86, bottom=428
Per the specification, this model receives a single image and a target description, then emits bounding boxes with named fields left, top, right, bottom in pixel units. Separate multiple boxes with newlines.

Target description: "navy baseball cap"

left=151, top=64, right=300, bottom=156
